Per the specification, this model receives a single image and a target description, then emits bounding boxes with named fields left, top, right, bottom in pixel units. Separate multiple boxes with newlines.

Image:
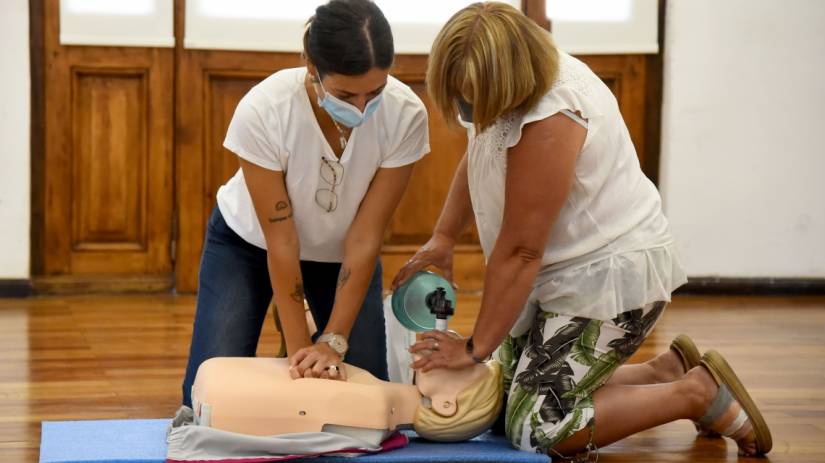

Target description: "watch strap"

left=465, top=336, right=492, bottom=364
left=317, top=332, right=348, bottom=355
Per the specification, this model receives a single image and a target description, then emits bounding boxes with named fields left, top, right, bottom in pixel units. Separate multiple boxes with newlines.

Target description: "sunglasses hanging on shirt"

left=316, top=157, right=344, bottom=213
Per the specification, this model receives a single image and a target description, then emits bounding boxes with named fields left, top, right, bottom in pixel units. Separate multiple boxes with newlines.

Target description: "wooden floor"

left=0, top=294, right=823, bottom=462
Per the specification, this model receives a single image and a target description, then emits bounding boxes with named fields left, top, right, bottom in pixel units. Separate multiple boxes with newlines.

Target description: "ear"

left=306, top=62, right=319, bottom=83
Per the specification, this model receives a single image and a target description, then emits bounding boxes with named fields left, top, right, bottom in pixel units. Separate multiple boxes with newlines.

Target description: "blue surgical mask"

left=314, top=73, right=383, bottom=128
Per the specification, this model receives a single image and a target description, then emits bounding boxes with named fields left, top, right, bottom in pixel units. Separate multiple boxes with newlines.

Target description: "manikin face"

left=413, top=360, right=504, bottom=442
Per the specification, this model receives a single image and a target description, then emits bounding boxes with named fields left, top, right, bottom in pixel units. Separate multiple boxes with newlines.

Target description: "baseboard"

left=31, top=274, right=174, bottom=295
left=676, top=277, right=825, bottom=295
left=18, top=274, right=824, bottom=296
left=0, top=279, right=33, bottom=297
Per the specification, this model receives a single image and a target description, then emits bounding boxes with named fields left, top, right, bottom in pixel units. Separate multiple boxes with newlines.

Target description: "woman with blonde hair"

left=394, top=2, right=771, bottom=459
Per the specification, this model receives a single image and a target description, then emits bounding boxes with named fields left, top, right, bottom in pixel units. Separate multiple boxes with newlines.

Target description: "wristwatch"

left=317, top=332, right=349, bottom=356
left=465, top=336, right=492, bottom=364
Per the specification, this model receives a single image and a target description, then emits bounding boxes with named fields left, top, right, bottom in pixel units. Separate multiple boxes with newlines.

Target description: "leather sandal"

left=698, top=349, right=772, bottom=455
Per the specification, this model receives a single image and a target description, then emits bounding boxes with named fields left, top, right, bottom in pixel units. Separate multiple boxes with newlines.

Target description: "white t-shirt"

left=464, top=51, right=686, bottom=325
left=218, top=67, right=430, bottom=262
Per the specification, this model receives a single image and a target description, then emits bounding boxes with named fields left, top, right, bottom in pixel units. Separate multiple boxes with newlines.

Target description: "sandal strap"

left=671, top=335, right=700, bottom=372
left=722, top=409, right=750, bottom=437
left=698, top=384, right=733, bottom=429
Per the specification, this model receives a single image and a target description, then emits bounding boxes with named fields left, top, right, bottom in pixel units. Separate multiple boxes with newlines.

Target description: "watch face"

left=333, top=339, right=344, bottom=352
left=325, top=334, right=347, bottom=354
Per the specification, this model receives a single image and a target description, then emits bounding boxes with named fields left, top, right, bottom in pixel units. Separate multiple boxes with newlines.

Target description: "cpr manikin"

left=190, top=355, right=503, bottom=445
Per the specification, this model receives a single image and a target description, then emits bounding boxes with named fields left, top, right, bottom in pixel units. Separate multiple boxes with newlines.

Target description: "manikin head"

left=413, top=359, right=504, bottom=442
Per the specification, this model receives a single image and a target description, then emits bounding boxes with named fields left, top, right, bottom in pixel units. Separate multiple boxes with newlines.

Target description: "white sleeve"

left=506, top=85, right=602, bottom=150
left=380, top=99, right=430, bottom=168
left=223, top=90, right=283, bottom=171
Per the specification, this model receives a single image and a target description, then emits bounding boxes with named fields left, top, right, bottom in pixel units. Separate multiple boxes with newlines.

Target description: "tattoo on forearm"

left=290, top=282, right=304, bottom=304
left=337, top=267, right=351, bottom=289
left=268, top=201, right=293, bottom=223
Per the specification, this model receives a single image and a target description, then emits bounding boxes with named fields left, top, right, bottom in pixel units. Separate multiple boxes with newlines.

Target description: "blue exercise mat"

left=40, top=419, right=550, bottom=463
left=308, top=431, right=550, bottom=463
left=40, top=420, right=168, bottom=463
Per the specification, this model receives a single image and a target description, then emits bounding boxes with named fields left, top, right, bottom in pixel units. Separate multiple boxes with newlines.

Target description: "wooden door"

left=32, top=0, right=175, bottom=292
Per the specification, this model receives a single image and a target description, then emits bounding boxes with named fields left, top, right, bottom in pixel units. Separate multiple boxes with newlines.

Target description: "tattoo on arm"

left=290, top=282, right=304, bottom=304
left=268, top=201, right=293, bottom=223
left=337, top=267, right=351, bottom=289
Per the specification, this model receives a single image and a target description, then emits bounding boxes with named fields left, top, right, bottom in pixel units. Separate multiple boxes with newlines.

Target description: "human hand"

left=391, top=234, right=457, bottom=290
left=289, top=342, right=347, bottom=380
left=409, top=330, right=475, bottom=372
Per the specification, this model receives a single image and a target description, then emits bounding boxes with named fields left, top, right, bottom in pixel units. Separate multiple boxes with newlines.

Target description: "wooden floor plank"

left=0, top=294, right=823, bottom=462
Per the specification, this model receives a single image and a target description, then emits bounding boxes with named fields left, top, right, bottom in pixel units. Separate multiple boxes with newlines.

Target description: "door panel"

left=36, top=0, right=174, bottom=288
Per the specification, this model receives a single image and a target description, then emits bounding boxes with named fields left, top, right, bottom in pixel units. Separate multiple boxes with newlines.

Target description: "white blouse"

left=218, top=68, right=429, bottom=262
left=464, top=51, right=686, bottom=333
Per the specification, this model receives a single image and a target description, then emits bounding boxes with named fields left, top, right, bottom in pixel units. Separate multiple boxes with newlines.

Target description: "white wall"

left=660, top=0, right=825, bottom=278
left=0, top=0, right=31, bottom=279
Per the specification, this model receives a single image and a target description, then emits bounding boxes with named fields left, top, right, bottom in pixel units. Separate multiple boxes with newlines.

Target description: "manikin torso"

left=191, top=357, right=499, bottom=445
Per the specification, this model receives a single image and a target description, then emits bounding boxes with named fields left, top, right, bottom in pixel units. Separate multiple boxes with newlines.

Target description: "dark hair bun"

left=304, top=0, right=394, bottom=77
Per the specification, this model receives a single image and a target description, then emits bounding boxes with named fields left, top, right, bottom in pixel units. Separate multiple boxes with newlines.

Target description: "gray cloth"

left=167, top=406, right=384, bottom=461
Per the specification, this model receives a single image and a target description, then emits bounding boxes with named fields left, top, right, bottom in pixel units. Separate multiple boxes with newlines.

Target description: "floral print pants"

left=497, top=301, right=667, bottom=455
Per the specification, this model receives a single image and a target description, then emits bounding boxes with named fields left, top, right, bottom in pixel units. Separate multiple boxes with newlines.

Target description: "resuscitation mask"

left=392, top=271, right=456, bottom=332
left=314, top=72, right=383, bottom=128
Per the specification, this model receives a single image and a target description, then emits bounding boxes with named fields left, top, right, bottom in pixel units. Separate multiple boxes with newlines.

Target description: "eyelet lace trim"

left=553, top=56, right=592, bottom=98
left=471, top=56, right=589, bottom=160
left=473, top=111, right=519, bottom=159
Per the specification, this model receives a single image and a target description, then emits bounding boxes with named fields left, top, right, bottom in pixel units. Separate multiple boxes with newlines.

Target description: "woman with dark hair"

left=180, top=0, right=429, bottom=407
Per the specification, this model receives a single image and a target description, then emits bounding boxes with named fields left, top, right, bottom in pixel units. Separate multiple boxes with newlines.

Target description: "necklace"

left=330, top=117, right=348, bottom=152
left=310, top=77, right=349, bottom=152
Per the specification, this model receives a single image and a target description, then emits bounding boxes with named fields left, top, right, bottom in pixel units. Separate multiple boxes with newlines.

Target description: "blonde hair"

left=414, top=360, right=504, bottom=442
left=426, top=2, right=559, bottom=133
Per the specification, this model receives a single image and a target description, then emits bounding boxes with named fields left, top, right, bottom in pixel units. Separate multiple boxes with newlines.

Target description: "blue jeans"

left=181, top=207, right=388, bottom=406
